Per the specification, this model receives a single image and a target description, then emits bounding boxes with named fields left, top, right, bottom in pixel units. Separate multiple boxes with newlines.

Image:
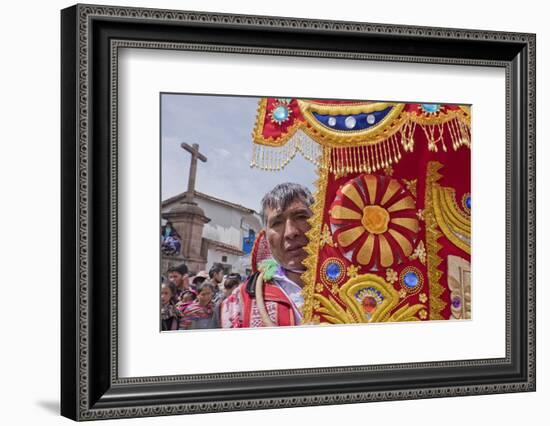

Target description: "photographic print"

left=160, top=94, right=471, bottom=331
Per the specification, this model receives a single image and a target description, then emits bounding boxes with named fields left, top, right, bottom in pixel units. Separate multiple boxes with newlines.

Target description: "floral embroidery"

left=386, top=268, right=398, bottom=284
left=409, top=240, right=427, bottom=264
left=319, top=223, right=334, bottom=247
left=347, top=265, right=359, bottom=279
left=403, top=178, right=417, bottom=198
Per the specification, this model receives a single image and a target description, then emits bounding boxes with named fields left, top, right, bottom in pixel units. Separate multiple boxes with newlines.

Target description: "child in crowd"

left=176, top=289, right=197, bottom=314
left=178, top=282, right=217, bottom=330
left=160, top=283, right=180, bottom=331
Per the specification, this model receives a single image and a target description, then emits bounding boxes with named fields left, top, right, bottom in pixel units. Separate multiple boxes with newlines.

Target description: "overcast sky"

left=161, top=94, right=317, bottom=212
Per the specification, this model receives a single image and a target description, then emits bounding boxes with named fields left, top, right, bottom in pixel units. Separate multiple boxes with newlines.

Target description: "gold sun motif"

left=330, top=174, right=419, bottom=269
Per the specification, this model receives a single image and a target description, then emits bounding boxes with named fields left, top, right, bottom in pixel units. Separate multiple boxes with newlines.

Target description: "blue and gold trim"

left=297, top=100, right=407, bottom=147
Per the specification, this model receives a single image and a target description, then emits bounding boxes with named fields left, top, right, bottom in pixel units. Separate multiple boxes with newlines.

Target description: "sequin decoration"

left=399, top=266, right=424, bottom=295
left=320, top=257, right=347, bottom=287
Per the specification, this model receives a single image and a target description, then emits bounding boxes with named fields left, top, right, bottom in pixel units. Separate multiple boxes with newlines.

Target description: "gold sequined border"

left=424, top=161, right=447, bottom=319
left=301, top=149, right=330, bottom=323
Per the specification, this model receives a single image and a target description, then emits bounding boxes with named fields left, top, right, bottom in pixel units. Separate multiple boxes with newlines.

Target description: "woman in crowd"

left=160, top=283, right=180, bottom=331
left=178, top=282, right=217, bottom=330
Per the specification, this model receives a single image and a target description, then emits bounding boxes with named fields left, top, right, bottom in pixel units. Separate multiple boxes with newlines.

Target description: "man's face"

left=213, top=270, right=223, bottom=284
left=168, top=271, right=188, bottom=289
left=264, top=198, right=312, bottom=272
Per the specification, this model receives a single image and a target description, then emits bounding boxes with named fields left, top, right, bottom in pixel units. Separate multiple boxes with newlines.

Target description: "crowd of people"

left=160, top=182, right=315, bottom=330
left=160, top=263, right=242, bottom=331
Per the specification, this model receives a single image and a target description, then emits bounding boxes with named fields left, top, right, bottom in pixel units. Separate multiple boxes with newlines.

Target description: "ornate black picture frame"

left=61, top=3, right=536, bottom=420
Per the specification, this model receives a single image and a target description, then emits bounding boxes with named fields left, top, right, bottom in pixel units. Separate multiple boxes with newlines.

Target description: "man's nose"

left=283, top=219, right=300, bottom=240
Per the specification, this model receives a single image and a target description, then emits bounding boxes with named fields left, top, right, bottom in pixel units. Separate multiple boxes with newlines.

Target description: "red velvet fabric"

left=255, top=99, right=470, bottom=322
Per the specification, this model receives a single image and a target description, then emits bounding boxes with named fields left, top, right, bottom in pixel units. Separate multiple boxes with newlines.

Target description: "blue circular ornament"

left=320, top=257, right=347, bottom=287
left=326, top=262, right=341, bottom=281
left=403, top=271, right=419, bottom=288
left=399, top=266, right=424, bottom=294
left=421, top=103, right=440, bottom=113
left=272, top=105, right=289, bottom=122
left=466, top=196, right=471, bottom=209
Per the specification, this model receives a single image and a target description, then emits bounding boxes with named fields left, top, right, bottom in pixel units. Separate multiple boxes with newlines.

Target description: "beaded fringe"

left=250, top=131, right=322, bottom=171
left=250, top=119, right=471, bottom=175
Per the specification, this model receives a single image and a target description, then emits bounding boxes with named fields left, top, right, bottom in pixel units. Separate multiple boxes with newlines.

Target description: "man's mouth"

left=285, top=245, right=305, bottom=253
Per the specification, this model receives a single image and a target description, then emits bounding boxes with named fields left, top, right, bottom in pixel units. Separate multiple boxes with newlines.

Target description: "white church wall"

left=206, top=249, right=251, bottom=276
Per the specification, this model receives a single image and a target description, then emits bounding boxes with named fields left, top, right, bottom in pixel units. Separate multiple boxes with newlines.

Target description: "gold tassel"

left=382, top=140, right=389, bottom=168
left=389, top=135, right=397, bottom=163
left=367, top=145, right=373, bottom=172
left=374, top=141, right=381, bottom=171
left=441, top=123, right=448, bottom=152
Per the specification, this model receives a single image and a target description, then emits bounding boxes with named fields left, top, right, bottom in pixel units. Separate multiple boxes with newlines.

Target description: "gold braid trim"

left=432, top=185, right=471, bottom=254
left=301, top=150, right=330, bottom=323
left=425, top=161, right=447, bottom=319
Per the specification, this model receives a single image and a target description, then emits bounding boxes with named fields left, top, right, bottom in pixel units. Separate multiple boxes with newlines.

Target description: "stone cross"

left=181, top=142, right=207, bottom=203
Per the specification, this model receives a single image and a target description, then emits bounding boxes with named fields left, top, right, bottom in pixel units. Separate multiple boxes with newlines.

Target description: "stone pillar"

left=162, top=201, right=210, bottom=274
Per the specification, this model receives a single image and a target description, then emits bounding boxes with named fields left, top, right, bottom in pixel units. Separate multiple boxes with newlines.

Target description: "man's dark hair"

left=260, top=182, right=314, bottom=225
left=209, top=264, right=224, bottom=279
left=224, top=274, right=241, bottom=290
left=167, top=263, right=188, bottom=276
